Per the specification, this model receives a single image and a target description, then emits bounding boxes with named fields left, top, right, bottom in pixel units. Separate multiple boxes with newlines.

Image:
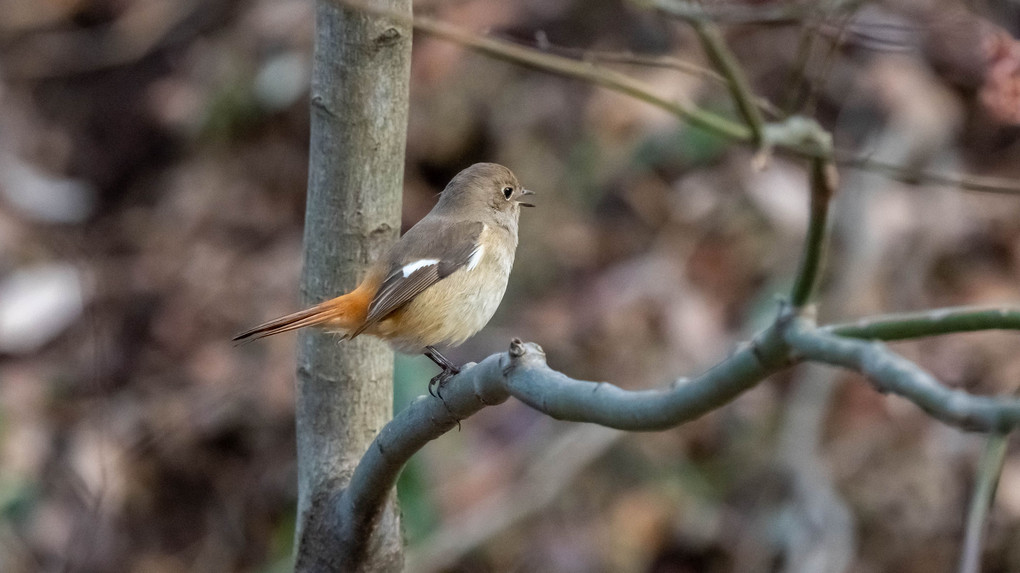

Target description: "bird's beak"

left=518, top=188, right=535, bottom=208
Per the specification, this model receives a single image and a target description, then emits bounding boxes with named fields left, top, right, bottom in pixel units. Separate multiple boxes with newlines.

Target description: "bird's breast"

left=379, top=232, right=515, bottom=352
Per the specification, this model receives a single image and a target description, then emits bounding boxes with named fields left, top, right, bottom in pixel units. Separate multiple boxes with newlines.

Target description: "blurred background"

left=4, top=0, right=1020, bottom=571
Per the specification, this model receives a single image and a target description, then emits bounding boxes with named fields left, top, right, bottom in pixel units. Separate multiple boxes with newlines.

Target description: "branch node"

left=509, top=337, right=527, bottom=358
left=748, top=338, right=767, bottom=367
left=309, top=93, right=338, bottom=118
left=505, top=339, right=547, bottom=376
left=374, top=26, right=403, bottom=47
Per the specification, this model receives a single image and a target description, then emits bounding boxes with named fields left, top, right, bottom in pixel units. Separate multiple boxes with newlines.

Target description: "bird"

left=233, top=162, right=534, bottom=394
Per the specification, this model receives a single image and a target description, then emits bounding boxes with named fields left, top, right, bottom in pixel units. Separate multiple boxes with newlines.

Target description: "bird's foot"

left=428, top=364, right=461, bottom=399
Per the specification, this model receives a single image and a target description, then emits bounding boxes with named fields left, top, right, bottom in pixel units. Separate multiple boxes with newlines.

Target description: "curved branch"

left=506, top=327, right=791, bottom=430
left=823, top=306, right=1020, bottom=341
left=330, top=352, right=514, bottom=564
left=334, top=327, right=792, bottom=558
left=785, top=320, right=1020, bottom=432
left=334, top=313, right=1020, bottom=562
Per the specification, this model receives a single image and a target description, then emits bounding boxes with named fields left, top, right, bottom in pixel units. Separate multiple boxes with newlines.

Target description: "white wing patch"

left=400, top=259, right=439, bottom=277
left=466, top=244, right=485, bottom=271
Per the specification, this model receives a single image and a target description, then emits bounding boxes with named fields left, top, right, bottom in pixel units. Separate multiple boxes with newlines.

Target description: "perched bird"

left=234, top=163, right=534, bottom=393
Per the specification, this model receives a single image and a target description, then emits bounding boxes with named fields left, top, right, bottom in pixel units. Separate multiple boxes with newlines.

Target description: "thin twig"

left=637, top=0, right=812, bottom=25
left=350, top=2, right=1020, bottom=196
left=404, top=11, right=752, bottom=140
left=783, top=17, right=821, bottom=114
left=959, top=433, right=1009, bottom=573
left=823, top=306, right=1020, bottom=340
left=688, top=19, right=767, bottom=148
left=790, top=158, right=838, bottom=307
left=525, top=32, right=779, bottom=116
left=837, top=154, right=1020, bottom=196
left=529, top=34, right=725, bottom=80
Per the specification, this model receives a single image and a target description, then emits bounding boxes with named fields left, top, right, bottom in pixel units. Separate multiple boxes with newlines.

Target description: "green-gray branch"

left=790, top=158, right=837, bottom=306
left=689, top=19, right=766, bottom=147
left=786, top=319, right=1020, bottom=431
left=337, top=309, right=1020, bottom=559
left=823, top=306, right=1020, bottom=340
left=505, top=327, right=790, bottom=430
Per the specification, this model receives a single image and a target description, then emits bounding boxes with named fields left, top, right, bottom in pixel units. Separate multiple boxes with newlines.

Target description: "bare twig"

left=525, top=32, right=781, bottom=116
left=801, top=2, right=871, bottom=117
left=837, top=154, right=1020, bottom=196
left=689, top=20, right=767, bottom=148
left=638, top=0, right=812, bottom=25
left=352, top=1, right=1020, bottom=197
left=345, top=0, right=754, bottom=139
left=783, top=18, right=821, bottom=114
left=823, top=307, right=1020, bottom=340
left=408, top=12, right=752, bottom=140
left=959, top=433, right=1009, bottom=573
left=790, top=158, right=838, bottom=307
left=529, top=34, right=726, bottom=81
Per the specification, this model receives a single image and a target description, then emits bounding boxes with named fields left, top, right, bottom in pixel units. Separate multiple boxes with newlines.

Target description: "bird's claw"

left=428, top=365, right=460, bottom=399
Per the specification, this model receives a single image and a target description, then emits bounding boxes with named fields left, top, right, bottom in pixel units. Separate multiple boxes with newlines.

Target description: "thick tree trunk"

left=294, top=0, right=411, bottom=570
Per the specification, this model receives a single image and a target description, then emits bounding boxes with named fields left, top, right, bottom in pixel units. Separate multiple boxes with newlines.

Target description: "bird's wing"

left=348, top=219, right=485, bottom=338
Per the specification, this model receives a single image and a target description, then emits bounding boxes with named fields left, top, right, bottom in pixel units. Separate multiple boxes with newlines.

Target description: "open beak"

left=518, top=188, right=536, bottom=208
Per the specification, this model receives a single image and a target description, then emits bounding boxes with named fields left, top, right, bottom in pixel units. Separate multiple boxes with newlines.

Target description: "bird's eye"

left=502, top=186, right=513, bottom=199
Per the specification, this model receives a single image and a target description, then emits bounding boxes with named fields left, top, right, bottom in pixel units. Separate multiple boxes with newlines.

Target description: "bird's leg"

left=424, top=346, right=461, bottom=398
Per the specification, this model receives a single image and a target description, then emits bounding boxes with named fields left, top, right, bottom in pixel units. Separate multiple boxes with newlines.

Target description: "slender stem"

left=782, top=21, right=819, bottom=113
left=801, top=6, right=857, bottom=117
left=640, top=0, right=810, bottom=24
left=824, top=307, right=1020, bottom=341
left=409, top=14, right=752, bottom=140
left=690, top=20, right=766, bottom=147
left=790, top=158, right=837, bottom=306
left=959, top=433, right=1009, bottom=573
left=837, top=153, right=1020, bottom=196
left=530, top=41, right=779, bottom=118
left=532, top=40, right=727, bottom=81
left=346, top=0, right=1020, bottom=198
left=339, top=1, right=755, bottom=140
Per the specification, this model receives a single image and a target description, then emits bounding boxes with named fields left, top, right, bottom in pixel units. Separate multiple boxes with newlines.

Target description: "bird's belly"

left=380, top=250, right=512, bottom=352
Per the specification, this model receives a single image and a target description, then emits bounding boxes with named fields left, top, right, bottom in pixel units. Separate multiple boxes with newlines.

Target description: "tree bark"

left=294, top=0, right=411, bottom=570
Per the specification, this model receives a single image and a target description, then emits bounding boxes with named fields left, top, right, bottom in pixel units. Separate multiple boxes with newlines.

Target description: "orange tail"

left=233, top=282, right=374, bottom=343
